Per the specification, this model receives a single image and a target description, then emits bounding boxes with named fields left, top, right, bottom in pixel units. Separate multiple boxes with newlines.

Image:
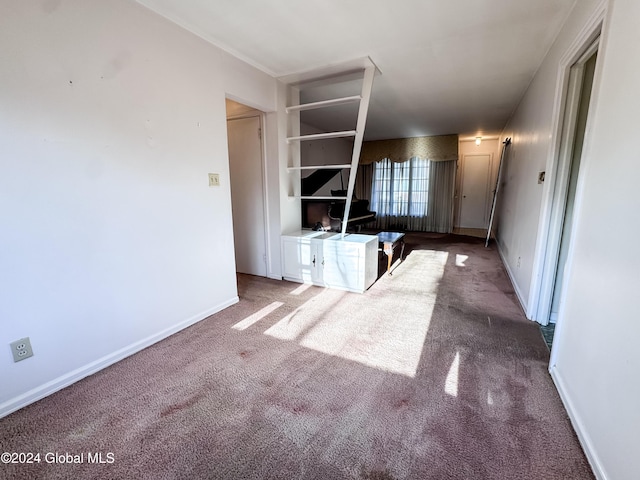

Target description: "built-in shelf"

left=281, top=58, right=378, bottom=237
left=286, top=95, right=362, bottom=113
left=289, top=196, right=349, bottom=200
left=286, top=131, right=357, bottom=143
left=287, top=164, right=351, bottom=171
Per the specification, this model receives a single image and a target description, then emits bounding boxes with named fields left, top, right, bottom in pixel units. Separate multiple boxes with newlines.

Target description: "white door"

left=227, top=116, right=267, bottom=277
left=459, top=154, right=492, bottom=229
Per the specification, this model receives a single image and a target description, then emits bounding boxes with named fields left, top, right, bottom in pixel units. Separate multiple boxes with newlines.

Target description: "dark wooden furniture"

left=376, top=231, right=406, bottom=275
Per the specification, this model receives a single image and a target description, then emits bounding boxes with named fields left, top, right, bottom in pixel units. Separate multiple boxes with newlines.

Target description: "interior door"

left=227, top=116, right=267, bottom=277
left=549, top=50, right=598, bottom=322
left=459, top=154, right=492, bottom=229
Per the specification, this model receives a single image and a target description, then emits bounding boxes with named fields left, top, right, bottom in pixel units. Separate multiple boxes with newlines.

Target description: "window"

left=371, top=157, right=430, bottom=220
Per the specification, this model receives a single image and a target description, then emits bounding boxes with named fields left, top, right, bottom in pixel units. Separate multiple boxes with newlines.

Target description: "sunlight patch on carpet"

left=264, top=289, right=348, bottom=341
left=445, top=351, right=460, bottom=396
left=232, top=301, right=284, bottom=330
left=289, top=283, right=313, bottom=295
left=455, top=254, right=469, bottom=267
left=266, top=250, right=449, bottom=377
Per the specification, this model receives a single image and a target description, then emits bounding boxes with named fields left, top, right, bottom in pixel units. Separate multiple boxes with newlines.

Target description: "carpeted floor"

left=0, top=233, right=593, bottom=479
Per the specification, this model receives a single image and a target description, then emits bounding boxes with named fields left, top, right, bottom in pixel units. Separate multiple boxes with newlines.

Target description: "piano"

left=301, top=168, right=376, bottom=232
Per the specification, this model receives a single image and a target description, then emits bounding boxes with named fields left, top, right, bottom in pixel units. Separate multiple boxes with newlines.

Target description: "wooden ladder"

left=281, top=58, right=379, bottom=237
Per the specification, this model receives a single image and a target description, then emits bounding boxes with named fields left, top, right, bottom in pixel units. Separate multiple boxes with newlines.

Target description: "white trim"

left=536, top=60, right=586, bottom=326
left=528, top=1, right=607, bottom=323
left=258, top=112, right=277, bottom=280
left=496, top=241, right=529, bottom=315
left=550, top=366, right=609, bottom=480
left=0, top=297, right=238, bottom=419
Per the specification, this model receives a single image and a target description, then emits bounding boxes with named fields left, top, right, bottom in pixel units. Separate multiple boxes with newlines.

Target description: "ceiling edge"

left=134, top=0, right=277, bottom=77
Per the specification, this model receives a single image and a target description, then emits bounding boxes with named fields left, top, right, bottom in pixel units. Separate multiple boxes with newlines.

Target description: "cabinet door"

left=323, top=252, right=362, bottom=291
left=282, top=238, right=315, bottom=283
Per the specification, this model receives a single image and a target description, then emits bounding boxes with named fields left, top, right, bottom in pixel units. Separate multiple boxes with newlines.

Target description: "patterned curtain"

left=360, top=134, right=458, bottom=164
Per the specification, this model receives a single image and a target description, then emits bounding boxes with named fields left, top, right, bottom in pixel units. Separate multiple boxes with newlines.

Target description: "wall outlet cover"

left=10, top=337, right=34, bottom=362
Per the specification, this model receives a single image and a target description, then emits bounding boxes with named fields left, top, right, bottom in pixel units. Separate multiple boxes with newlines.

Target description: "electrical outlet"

left=208, top=173, right=220, bottom=187
left=10, top=337, right=34, bottom=362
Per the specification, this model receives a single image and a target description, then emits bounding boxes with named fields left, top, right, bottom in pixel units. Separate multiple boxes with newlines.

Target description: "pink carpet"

left=0, top=233, right=593, bottom=479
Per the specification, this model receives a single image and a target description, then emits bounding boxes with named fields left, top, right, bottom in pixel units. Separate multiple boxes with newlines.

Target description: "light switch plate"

left=538, top=171, right=545, bottom=184
left=208, top=173, right=220, bottom=187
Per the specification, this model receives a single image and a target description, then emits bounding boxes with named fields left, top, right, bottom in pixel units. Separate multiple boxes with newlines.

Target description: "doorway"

left=537, top=38, right=599, bottom=343
left=226, top=100, right=267, bottom=277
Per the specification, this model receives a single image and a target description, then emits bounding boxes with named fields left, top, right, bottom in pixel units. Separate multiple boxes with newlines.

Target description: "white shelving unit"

left=280, top=57, right=380, bottom=237
left=279, top=58, right=381, bottom=293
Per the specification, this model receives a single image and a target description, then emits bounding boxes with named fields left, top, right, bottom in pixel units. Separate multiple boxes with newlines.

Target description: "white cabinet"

left=281, top=231, right=335, bottom=284
left=281, top=231, right=378, bottom=293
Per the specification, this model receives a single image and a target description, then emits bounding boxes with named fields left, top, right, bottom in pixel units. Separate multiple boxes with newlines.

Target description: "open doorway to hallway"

left=226, top=99, right=268, bottom=277
left=537, top=37, right=599, bottom=349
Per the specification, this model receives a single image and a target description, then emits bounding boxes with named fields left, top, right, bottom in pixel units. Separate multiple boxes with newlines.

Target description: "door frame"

left=527, top=4, right=605, bottom=358
left=226, top=104, right=271, bottom=278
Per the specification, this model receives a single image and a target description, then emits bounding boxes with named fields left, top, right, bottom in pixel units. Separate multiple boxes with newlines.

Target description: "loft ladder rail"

left=340, top=65, right=376, bottom=237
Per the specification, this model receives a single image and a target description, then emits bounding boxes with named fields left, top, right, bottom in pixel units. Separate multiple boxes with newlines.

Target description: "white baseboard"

left=550, top=366, right=607, bottom=480
left=0, top=296, right=239, bottom=419
left=495, top=241, right=529, bottom=316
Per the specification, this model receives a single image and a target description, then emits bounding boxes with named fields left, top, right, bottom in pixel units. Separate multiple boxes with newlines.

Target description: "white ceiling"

left=136, top=0, right=576, bottom=140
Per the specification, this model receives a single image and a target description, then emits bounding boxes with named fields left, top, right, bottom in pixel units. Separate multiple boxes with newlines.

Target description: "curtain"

left=368, top=157, right=456, bottom=233
left=425, top=159, right=456, bottom=233
left=355, top=163, right=373, bottom=202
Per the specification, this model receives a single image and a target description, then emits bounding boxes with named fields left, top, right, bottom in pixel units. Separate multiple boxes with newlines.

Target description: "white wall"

left=0, top=0, right=278, bottom=416
left=497, top=0, right=640, bottom=478
left=495, top=0, right=606, bottom=314
left=551, top=0, right=640, bottom=478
